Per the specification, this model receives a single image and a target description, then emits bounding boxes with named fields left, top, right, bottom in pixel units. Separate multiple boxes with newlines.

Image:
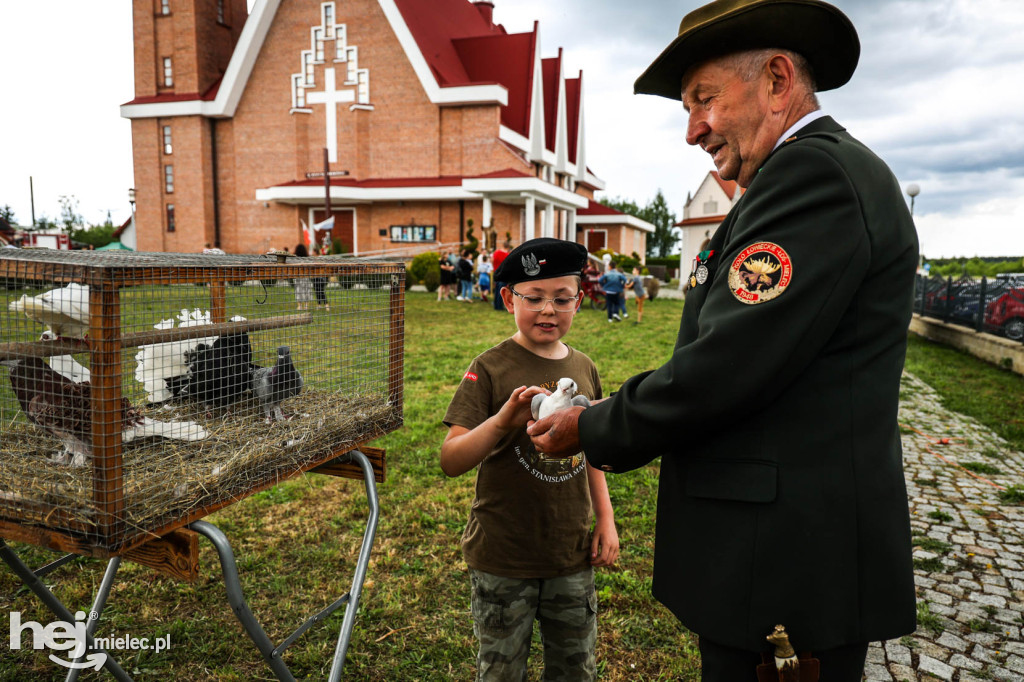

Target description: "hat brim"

left=634, top=0, right=859, bottom=100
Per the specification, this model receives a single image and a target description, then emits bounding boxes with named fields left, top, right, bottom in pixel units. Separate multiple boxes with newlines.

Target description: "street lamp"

left=906, top=183, right=920, bottom=216
left=128, top=188, right=136, bottom=216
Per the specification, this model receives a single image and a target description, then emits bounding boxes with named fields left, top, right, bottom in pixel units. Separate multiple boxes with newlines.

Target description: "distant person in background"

left=439, top=250, right=456, bottom=302
left=627, top=267, right=647, bottom=324
left=598, top=261, right=627, bottom=323
left=292, top=243, right=313, bottom=310
left=457, top=249, right=475, bottom=301
left=311, top=244, right=330, bottom=311
left=477, top=254, right=493, bottom=303
left=491, top=240, right=511, bottom=310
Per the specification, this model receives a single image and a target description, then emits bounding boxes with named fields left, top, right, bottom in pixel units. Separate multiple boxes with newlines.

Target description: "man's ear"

left=765, top=54, right=795, bottom=111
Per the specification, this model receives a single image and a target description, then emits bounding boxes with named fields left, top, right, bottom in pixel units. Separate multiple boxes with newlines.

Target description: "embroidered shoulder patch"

left=464, top=371, right=478, bottom=382
left=727, top=242, right=793, bottom=305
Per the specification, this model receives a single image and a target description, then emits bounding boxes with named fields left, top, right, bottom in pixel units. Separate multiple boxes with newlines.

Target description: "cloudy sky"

left=2, top=0, right=1022, bottom=257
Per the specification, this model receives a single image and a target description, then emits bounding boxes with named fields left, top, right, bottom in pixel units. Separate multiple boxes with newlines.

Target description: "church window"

left=703, top=199, right=718, bottom=214
left=303, top=51, right=314, bottom=85
left=160, top=0, right=170, bottom=15
left=323, top=3, right=335, bottom=38
left=313, top=28, right=324, bottom=62
left=163, top=57, right=173, bottom=87
left=334, top=25, right=347, bottom=60
left=164, top=165, right=174, bottom=193
left=345, top=47, right=358, bottom=83
left=357, top=70, right=369, bottom=104
left=292, top=75, right=306, bottom=108
left=163, top=125, right=172, bottom=154
left=166, top=204, right=175, bottom=232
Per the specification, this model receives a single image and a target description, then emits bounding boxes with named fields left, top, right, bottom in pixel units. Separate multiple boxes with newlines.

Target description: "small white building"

left=676, top=171, right=744, bottom=288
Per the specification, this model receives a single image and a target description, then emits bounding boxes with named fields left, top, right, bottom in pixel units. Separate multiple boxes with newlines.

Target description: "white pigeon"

left=39, top=330, right=91, bottom=383
left=531, top=377, right=591, bottom=421
left=134, top=308, right=220, bottom=403
left=9, top=283, right=91, bottom=338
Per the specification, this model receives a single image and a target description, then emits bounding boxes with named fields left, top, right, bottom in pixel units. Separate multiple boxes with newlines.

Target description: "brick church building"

left=122, top=0, right=652, bottom=256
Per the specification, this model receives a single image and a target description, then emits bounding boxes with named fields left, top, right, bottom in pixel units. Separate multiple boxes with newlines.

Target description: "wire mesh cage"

left=0, top=249, right=404, bottom=556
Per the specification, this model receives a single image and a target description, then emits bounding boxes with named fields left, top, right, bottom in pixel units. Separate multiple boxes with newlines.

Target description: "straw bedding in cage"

left=0, top=388, right=398, bottom=542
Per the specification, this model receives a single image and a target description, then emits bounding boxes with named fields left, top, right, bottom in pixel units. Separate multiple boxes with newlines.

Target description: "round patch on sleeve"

left=727, top=242, right=793, bottom=305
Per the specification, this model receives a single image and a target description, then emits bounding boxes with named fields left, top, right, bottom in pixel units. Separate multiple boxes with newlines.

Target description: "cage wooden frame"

left=0, top=251, right=405, bottom=558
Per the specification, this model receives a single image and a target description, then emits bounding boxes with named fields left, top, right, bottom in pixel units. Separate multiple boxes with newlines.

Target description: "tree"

left=58, top=195, right=84, bottom=233
left=0, top=205, right=16, bottom=225
left=639, top=190, right=678, bottom=258
left=599, top=191, right=679, bottom=258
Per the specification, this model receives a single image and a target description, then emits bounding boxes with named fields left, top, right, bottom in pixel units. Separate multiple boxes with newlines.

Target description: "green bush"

left=409, top=251, right=439, bottom=284
left=422, top=266, right=440, bottom=292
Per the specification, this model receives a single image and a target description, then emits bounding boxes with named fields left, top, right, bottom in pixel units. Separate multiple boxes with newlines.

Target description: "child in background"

left=441, top=238, right=619, bottom=681
left=476, top=254, right=492, bottom=303
left=628, top=266, right=646, bottom=324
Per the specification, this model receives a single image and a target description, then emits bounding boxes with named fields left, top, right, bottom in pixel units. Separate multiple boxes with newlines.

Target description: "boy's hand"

left=494, top=385, right=549, bottom=432
left=590, top=516, right=619, bottom=567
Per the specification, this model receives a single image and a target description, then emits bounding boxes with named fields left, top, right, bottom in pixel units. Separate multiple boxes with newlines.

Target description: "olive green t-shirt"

left=443, top=338, right=602, bottom=578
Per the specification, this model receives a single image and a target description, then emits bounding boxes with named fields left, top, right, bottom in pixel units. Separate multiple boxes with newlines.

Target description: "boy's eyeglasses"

left=509, top=288, right=581, bottom=312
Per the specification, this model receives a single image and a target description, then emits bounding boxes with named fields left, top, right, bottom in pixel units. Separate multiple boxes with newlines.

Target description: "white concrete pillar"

left=544, top=203, right=555, bottom=239
left=482, top=197, right=492, bottom=229
left=567, top=210, right=576, bottom=243
left=525, top=196, right=536, bottom=241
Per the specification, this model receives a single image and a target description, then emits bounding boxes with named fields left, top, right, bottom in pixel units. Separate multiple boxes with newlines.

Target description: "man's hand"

left=527, top=404, right=585, bottom=458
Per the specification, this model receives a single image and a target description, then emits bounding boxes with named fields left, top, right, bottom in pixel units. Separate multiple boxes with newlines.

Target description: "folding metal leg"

left=0, top=540, right=133, bottom=682
left=189, top=448, right=380, bottom=681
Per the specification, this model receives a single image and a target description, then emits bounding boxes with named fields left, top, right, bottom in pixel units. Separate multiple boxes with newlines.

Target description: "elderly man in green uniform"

left=527, top=0, right=918, bottom=679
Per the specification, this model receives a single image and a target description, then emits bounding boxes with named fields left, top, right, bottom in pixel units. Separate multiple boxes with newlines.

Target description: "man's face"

left=681, top=57, right=778, bottom=188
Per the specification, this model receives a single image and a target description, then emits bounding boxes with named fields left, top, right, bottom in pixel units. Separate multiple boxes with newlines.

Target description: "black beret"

left=493, top=238, right=589, bottom=285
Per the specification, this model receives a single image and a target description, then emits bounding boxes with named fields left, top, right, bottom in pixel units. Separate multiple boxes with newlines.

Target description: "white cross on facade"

left=306, top=68, right=354, bottom=163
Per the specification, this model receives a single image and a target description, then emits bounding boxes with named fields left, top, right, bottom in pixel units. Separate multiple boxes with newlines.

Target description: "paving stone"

left=887, top=663, right=916, bottom=681
left=949, top=653, right=985, bottom=671
left=917, top=655, right=954, bottom=680
left=863, top=662, right=892, bottom=680
left=935, top=632, right=968, bottom=652
left=884, top=641, right=913, bottom=666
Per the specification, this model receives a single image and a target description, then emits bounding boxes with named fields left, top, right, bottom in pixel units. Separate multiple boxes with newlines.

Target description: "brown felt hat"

left=634, top=0, right=859, bottom=100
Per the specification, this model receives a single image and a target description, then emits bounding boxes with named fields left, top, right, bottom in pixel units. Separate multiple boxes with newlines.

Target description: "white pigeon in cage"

left=251, top=346, right=304, bottom=422
left=134, top=308, right=220, bottom=404
left=8, top=282, right=91, bottom=338
left=530, top=377, right=591, bottom=421
left=38, top=330, right=91, bottom=383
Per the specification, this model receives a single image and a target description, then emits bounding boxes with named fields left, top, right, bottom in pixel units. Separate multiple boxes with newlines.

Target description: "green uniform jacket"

left=579, top=116, right=918, bottom=652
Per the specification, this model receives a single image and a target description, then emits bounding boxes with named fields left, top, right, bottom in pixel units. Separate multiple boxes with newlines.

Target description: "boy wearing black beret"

left=441, top=238, right=619, bottom=680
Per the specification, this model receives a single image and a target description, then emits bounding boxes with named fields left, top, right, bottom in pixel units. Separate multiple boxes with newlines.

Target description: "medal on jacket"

left=689, top=249, right=715, bottom=288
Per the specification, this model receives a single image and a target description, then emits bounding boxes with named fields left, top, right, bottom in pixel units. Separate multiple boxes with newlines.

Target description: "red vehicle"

left=986, top=287, right=1024, bottom=340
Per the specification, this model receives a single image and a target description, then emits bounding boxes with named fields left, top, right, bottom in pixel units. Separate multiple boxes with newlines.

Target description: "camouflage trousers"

left=470, top=568, right=597, bottom=681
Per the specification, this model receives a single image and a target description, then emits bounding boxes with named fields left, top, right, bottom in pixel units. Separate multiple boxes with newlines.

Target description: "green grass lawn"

left=3, top=292, right=1022, bottom=681
left=1, top=291, right=698, bottom=681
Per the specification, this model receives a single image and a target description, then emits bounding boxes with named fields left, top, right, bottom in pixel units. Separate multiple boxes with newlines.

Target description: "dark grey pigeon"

left=251, top=346, right=303, bottom=422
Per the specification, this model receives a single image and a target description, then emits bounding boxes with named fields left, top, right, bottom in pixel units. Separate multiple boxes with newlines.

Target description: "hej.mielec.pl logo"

left=9, top=610, right=171, bottom=670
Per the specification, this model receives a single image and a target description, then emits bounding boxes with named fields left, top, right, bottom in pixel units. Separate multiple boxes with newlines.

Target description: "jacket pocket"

left=684, top=457, right=777, bottom=503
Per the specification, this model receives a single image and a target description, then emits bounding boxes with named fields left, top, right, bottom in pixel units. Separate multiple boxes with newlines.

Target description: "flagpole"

left=322, top=148, right=332, bottom=252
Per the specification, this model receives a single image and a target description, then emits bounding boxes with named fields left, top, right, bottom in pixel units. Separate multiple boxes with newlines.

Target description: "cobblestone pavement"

left=867, top=372, right=1024, bottom=681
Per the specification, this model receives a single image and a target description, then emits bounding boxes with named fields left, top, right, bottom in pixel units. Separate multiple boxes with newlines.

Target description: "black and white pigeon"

left=1, top=356, right=207, bottom=466
left=8, top=283, right=91, bottom=338
left=250, top=346, right=304, bottom=423
left=134, top=309, right=220, bottom=403
left=531, top=377, right=591, bottom=421
left=183, top=332, right=255, bottom=409
left=38, top=330, right=91, bottom=383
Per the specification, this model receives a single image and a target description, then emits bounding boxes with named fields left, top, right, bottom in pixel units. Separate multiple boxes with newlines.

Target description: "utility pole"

left=29, top=176, right=36, bottom=228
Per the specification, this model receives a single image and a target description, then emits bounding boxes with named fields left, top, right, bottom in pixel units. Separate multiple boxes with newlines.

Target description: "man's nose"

left=685, top=116, right=709, bottom=147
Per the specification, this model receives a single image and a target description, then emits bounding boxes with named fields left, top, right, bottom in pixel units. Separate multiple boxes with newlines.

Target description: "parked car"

left=986, top=287, right=1024, bottom=340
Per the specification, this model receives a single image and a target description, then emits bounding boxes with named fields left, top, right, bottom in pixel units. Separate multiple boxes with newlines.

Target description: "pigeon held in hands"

left=531, top=377, right=591, bottom=421
left=2, top=356, right=207, bottom=467
left=251, top=345, right=304, bottom=423
left=8, top=283, right=91, bottom=339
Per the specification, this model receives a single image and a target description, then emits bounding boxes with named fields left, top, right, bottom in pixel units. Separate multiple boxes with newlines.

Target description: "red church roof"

left=542, top=51, right=560, bottom=153
left=578, top=200, right=627, bottom=216
left=453, top=31, right=536, bottom=136
left=565, top=75, right=581, bottom=164
left=710, top=170, right=743, bottom=200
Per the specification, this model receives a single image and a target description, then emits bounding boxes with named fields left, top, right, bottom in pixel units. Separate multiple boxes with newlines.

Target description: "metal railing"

left=914, top=273, right=1024, bottom=343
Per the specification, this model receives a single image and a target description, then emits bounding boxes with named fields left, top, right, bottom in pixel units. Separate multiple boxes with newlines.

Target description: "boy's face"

left=501, top=275, right=582, bottom=349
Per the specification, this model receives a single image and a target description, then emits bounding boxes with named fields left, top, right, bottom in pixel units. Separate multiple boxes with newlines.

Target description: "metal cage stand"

left=0, top=449, right=379, bottom=681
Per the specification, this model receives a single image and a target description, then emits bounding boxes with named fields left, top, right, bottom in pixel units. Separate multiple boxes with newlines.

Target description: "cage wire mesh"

left=0, top=250, right=404, bottom=555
